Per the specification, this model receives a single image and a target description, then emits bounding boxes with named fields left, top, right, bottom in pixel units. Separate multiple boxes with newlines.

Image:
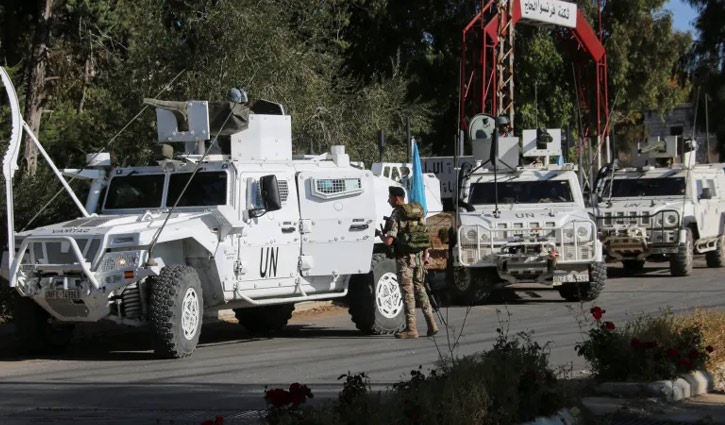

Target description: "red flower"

left=604, top=321, right=615, bottom=330
left=590, top=306, right=604, bottom=321
left=678, top=357, right=692, bottom=368
left=667, top=349, right=678, bottom=358
left=265, top=388, right=292, bottom=408
left=202, top=421, right=214, bottom=425
left=215, top=417, right=224, bottom=424
left=411, top=412, right=421, bottom=422
left=689, top=350, right=700, bottom=360
left=706, top=345, right=714, bottom=353
left=630, top=338, right=641, bottom=348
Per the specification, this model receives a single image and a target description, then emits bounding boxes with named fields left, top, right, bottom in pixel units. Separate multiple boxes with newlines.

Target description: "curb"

left=593, top=369, right=714, bottom=402
left=521, top=408, right=579, bottom=425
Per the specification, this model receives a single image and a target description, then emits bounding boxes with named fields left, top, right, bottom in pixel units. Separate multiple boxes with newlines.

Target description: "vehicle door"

left=236, top=170, right=300, bottom=289
left=695, top=177, right=720, bottom=238
left=296, top=169, right=377, bottom=277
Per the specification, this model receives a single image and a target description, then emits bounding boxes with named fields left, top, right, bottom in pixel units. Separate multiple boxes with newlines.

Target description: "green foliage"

left=262, top=330, right=566, bottom=424
left=577, top=307, right=712, bottom=382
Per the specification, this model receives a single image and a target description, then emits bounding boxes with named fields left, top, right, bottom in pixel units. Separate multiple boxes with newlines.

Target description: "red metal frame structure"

left=459, top=0, right=609, bottom=148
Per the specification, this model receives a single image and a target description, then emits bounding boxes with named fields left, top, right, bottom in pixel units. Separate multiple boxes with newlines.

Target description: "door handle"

left=349, top=224, right=369, bottom=231
left=281, top=226, right=296, bottom=233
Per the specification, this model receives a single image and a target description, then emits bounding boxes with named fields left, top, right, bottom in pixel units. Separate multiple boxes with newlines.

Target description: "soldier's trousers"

left=396, top=252, right=433, bottom=323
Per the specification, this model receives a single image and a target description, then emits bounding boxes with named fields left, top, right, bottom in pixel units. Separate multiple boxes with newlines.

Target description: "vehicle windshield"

left=469, top=180, right=574, bottom=204
left=105, top=174, right=164, bottom=209
left=167, top=171, right=228, bottom=206
left=605, top=177, right=686, bottom=197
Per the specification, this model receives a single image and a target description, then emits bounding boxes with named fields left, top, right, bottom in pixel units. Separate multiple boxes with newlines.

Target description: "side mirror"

left=700, top=187, right=713, bottom=200
left=260, top=174, right=282, bottom=212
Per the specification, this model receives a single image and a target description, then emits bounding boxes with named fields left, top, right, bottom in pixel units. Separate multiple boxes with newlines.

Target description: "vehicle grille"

left=26, top=237, right=101, bottom=265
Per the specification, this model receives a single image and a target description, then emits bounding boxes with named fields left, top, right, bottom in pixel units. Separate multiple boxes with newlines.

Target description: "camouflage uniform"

left=386, top=206, right=437, bottom=337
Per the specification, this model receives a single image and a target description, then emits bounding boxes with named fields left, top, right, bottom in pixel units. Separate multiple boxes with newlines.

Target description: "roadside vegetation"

left=576, top=306, right=722, bottom=382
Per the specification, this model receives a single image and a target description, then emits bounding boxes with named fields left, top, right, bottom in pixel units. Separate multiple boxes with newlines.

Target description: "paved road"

left=1, top=259, right=724, bottom=424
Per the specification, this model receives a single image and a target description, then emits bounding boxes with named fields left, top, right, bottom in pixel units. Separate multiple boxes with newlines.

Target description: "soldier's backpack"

left=394, top=202, right=430, bottom=254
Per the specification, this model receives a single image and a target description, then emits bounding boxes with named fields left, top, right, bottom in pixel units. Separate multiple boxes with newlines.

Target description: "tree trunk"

left=23, top=0, right=54, bottom=176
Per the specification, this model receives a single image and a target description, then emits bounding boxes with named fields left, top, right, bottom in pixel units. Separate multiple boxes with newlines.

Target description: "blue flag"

left=409, top=140, right=428, bottom=215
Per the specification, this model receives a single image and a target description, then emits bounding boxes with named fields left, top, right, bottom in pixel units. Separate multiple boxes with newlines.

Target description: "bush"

left=0, top=279, right=16, bottom=323
left=261, top=329, right=567, bottom=424
left=577, top=306, right=713, bottom=382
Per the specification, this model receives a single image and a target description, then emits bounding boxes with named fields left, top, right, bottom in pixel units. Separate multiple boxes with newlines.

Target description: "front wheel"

left=348, top=254, right=405, bottom=334
left=558, top=262, right=606, bottom=302
left=12, top=297, right=74, bottom=354
left=448, top=267, right=495, bottom=305
left=670, top=228, right=693, bottom=276
left=150, top=265, right=204, bottom=359
left=706, top=235, right=725, bottom=268
left=621, top=259, right=645, bottom=275
left=234, top=304, right=295, bottom=334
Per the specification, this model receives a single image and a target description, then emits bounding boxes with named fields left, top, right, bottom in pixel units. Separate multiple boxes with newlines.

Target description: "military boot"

left=394, top=317, right=419, bottom=339
left=424, top=312, right=439, bottom=337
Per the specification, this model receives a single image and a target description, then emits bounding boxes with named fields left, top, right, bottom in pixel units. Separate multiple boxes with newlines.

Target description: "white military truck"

left=451, top=114, right=605, bottom=303
left=0, top=68, right=428, bottom=358
left=595, top=136, right=725, bottom=275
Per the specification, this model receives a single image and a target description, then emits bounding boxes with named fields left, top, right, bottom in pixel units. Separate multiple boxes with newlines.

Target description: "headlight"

left=99, top=251, right=141, bottom=273
left=563, top=229, right=575, bottom=242
left=576, top=224, right=593, bottom=241
left=663, top=212, right=678, bottom=226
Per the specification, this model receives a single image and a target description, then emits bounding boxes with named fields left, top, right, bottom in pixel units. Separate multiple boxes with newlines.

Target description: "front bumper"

left=598, top=210, right=682, bottom=260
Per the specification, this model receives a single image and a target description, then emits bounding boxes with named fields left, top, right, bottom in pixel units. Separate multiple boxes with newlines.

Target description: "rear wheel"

left=12, top=297, right=74, bottom=354
left=348, top=254, right=405, bottom=334
left=558, top=262, right=606, bottom=302
left=706, top=235, right=725, bottom=268
left=150, top=265, right=203, bottom=359
left=670, top=228, right=693, bottom=276
left=234, top=304, right=295, bottom=334
left=621, top=259, right=645, bottom=275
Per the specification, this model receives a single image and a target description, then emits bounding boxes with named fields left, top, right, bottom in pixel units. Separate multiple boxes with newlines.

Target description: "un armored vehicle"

left=595, top=136, right=725, bottom=275
left=0, top=68, right=431, bottom=357
left=451, top=114, right=605, bottom=303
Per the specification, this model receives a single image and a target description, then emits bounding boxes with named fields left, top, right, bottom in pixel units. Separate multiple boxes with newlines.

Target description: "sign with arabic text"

left=520, top=0, right=577, bottom=28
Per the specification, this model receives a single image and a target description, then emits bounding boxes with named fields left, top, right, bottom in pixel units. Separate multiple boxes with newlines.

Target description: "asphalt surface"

left=1, top=258, right=724, bottom=424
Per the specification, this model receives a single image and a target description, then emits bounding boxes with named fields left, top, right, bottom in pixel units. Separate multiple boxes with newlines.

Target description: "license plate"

left=46, top=289, right=80, bottom=300
left=660, top=247, right=678, bottom=254
left=553, top=271, right=589, bottom=284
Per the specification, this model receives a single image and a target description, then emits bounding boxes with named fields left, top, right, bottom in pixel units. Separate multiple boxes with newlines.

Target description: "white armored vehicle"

left=0, top=69, right=423, bottom=357
left=595, top=136, right=725, bottom=275
left=451, top=114, right=605, bottom=303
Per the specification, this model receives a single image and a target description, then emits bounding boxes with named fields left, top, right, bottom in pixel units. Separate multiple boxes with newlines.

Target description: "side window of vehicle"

left=707, top=179, right=717, bottom=196
left=249, top=176, right=290, bottom=209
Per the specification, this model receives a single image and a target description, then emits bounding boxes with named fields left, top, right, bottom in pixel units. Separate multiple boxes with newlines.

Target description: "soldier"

left=379, top=186, right=438, bottom=339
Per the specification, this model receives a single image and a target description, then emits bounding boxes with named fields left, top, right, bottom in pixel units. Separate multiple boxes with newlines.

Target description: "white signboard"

left=421, top=156, right=476, bottom=200
left=521, top=0, right=577, bottom=28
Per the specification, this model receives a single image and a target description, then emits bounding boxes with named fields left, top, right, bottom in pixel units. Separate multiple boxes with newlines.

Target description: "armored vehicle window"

left=167, top=171, right=227, bottom=206
left=607, top=177, right=685, bottom=197
left=105, top=174, right=165, bottom=209
left=469, top=181, right=573, bottom=204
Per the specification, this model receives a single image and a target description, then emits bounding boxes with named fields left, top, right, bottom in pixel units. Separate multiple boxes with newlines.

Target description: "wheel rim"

left=453, top=268, right=470, bottom=291
left=375, top=272, right=403, bottom=319
left=181, top=287, right=200, bottom=340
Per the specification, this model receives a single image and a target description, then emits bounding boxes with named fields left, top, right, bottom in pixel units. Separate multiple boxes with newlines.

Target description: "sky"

left=665, top=0, right=698, bottom=33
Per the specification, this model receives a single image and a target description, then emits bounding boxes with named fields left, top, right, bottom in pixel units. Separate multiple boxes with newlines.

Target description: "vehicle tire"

left=12, top=297, right=74, bottom=354
left=621, top=259, right=645, bottom=274
left=558, top=262, right=606, bottom=302
left=348, top=254, right=405, bottom=335
left=705, top=235, right=725, bottom=268
left=149, top=265, right=203, bottom=359
left=234, top=304, right=295, bottom=334
left=448, top=267, right=494, bottom=305
left=670, top=228, right=693, bottom=276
